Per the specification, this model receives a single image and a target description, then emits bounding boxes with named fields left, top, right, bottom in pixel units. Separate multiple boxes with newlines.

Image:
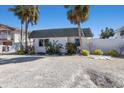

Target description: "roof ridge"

left=33, top=27, right=78, bottom=31
left=0, top=24, right=18, bottom=30
left=32, top=27, right=91, bottom=32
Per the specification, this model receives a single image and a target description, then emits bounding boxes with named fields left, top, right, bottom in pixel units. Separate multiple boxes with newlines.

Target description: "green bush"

left=93, top=49, right=103, bottom=55
left=108, top=50, right=119, bottom=57
left=17, top=47, right=35, bottom=55
left=82, top=50, right=90, bottom=56
left=28, top=49, right=35, bottom=55
left=17, top=48, right=25, bottom=55
left=28, top=46, right=35, bottom=55
left=45, top=41, right=63, bottom=55
left=66, top=43, right=77, bottom=55
left=46, top=43, right=55, bottom=55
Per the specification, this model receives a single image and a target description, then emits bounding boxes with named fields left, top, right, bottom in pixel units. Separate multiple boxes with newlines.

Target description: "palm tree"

left=65, top=5, right=90, bottom=53
left=23, top=5, right=40, bottom=53
left=9, top=5, right=25, bottom=49
left=10, top=5, right=40, bottom=53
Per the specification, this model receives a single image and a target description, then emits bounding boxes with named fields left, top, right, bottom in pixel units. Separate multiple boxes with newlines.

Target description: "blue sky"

left=0, top=5, right=124, bottom=37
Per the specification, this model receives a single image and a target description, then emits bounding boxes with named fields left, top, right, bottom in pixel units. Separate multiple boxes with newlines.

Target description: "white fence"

left=83, top=38, right=124, bottom=55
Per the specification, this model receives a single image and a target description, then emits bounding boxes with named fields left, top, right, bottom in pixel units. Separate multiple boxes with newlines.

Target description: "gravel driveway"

left=0, top=55, right=124, bottom=88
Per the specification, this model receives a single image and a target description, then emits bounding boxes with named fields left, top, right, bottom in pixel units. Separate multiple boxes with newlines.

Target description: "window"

left=39, top=39, right=49, bottom=47
left=75, top=39, right=80, bottom=46
left=44, top=39, right=49, bottom=46
left=39, top=39, right=43, bottom=47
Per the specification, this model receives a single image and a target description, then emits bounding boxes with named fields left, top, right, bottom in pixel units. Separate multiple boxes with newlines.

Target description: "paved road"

left=0, top=55, right=124, bottom=88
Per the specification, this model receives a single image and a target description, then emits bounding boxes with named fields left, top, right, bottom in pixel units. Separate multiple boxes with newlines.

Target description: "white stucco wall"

left=67, top=37, right=75, bottom=43
left=33, top=37, right=124, bottom=55
left=33, top=37, right=93, bottom=53
left=0, top=45, right=2, bottom=53
left=34, top=37, right=68, bottom=53
left=14, top=33, right=20, bottom=43
left=83, top=38, right=124, bottom=55
left=33, top=37, right=79, bottom=53
left=34, top=39, right=44, bottom=53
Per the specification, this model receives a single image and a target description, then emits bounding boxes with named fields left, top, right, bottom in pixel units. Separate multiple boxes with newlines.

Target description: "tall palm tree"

left=10, top=5, right=40, bottom=53
left=65, top=5, right=90, bottom=53
left=9, top=5, right=25, bottom=49
left=23, top=5, right=40, bottom=53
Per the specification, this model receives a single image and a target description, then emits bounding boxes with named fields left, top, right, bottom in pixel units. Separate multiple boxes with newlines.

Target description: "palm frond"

left=65, top=5, right=90, bottom=24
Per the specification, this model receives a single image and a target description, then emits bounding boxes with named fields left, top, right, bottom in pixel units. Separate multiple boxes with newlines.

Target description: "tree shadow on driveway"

left=0, top=56, right=43, bottom=65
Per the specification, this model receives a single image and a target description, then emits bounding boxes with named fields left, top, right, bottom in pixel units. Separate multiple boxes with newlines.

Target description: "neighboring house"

left=112, top=26, right=124, bottom=39
left=0, top=24, right=20, bottom=53
left=29, top=28, right=93, bottom=53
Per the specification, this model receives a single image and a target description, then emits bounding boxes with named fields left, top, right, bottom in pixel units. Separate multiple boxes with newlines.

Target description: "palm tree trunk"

left=20, top=22, right=23, bottom=49
left=77, top=23, right=83, bottom=53
left=25, top=17, right=29, bottom=54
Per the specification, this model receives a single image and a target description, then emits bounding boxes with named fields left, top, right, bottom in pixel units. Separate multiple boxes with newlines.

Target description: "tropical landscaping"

left=6, top=5, right=123, bottom=58
left=8, top=5, right=90, bottom=55
left=9, top=5, right=39, bottom=54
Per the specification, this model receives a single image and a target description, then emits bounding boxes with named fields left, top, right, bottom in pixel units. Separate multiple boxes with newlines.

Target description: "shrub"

left=45, top=40, right=63, bottom=55
left=28, top=46, right=35, bottom=55
left=108, top=50, right=119, bottom=57
left=93, top=49, right=103, bottom=55
left=82, top=50, right=90, bottom=56
left=17, top=48, right=25, bottom=55
left=66, top=43, right=77, bottom=55
left=46, top=45, right=55, bottom=55
left=28, top=50, right=35, bottom=55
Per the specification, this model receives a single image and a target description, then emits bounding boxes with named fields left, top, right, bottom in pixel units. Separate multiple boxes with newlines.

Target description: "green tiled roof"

left=29, top=28, right=93, bottom=38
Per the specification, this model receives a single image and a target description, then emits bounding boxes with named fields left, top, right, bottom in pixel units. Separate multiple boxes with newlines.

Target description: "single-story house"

left=29, top=28, right=93, bottom=53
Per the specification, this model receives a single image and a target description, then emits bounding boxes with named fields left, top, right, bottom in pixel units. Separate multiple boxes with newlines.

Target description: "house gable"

left=0, top=24, right=19, bottom=33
